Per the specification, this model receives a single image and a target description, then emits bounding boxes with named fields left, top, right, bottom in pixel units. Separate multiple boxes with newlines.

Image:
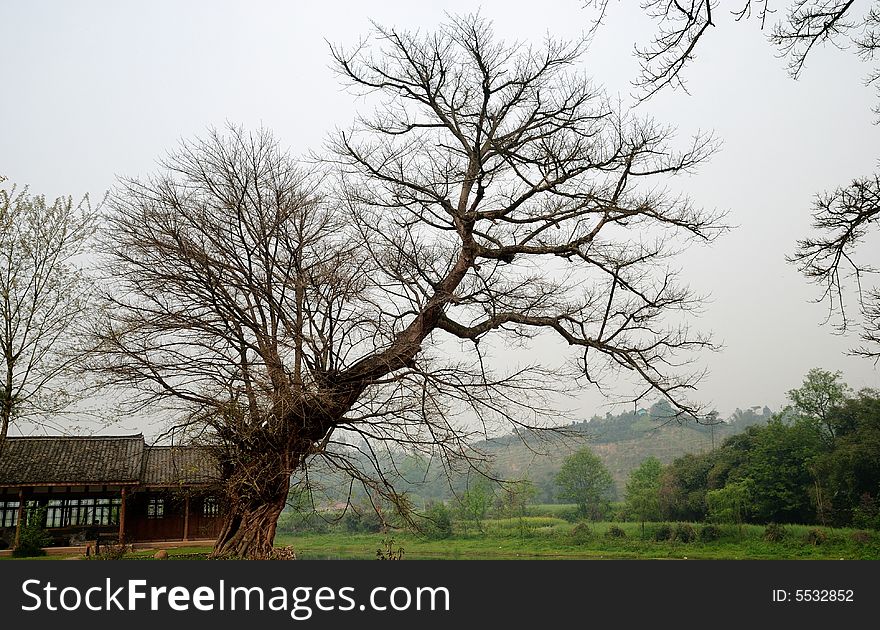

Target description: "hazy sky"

left=2, top=0, right=879, bottom=429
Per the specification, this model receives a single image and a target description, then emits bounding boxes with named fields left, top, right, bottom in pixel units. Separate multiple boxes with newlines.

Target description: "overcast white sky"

left=2, top=1, right=879, bottom=431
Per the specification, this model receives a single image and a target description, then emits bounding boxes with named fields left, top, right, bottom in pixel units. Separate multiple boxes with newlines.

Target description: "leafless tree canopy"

left=0, top=176, right=97, bottom=453
left=587, top=1, right=880, bottom=358
left=328, top=15, right=723, bottom=412
left=790, top=176, right=880, bottom=360
left=91, top=15, right=723, bottom=558
left=585, top=1, right=880, bottom=100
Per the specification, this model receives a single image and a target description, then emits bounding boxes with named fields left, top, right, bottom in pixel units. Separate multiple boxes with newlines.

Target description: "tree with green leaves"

left=706, top=478, right=753, bottom=533
left=658, top=451, right=715, bottom=522
left=496, top=478, right=538, bottom=519
left=813, top=389, right=880, bottom=525
left=0, top=177, right=98, bottom=456
left=787, top=368, right=850, bottom=442
left=454, top=476, right=495, bottom=534
left=555, top=448, right=614, bottom=520
left=625, top=456, right=663, bottom=535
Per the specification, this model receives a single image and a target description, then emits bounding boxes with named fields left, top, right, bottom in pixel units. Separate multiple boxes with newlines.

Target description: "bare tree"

left=791, top=176, right=880, bottom=360
left=0, top=176, right=97, bottom=455
left=91, top=15, right=722, bottom=559
left=585, top=1, right=879, bottom=100
left=586, top=1, right=880, bottom=359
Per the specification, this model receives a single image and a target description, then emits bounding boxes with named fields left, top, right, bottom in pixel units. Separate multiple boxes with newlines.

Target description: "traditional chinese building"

left=0, top=435, right=224, bottom=548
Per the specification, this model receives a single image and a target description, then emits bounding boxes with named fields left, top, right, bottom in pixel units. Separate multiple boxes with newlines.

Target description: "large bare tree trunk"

left=210, top=449, right=293, bottom=559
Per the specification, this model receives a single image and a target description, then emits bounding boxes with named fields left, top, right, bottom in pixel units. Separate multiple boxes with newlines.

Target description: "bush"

left=763, top=523, right=788, bottom=543
left=424, top=502, right=453, bottom=539
left=604, top=525, right=626, bottom=539
left=804, top=528, right=828, bottom=546
left=343, top=508, right=383, bottom=533
left=276, top=511, right=331, bottom=535
left=269, top=546, right=297, bottom=560
left=850, top=530, right=871, bottom=544
left=652, top=524, right=673, bottom=542
left=376, top=537, right=404, bottom=560
left=607, top=503, right=629, bottom=522
left=569, top=522, right=595, bottom=544
left=699, top=524, right=722, bottom=542
left=554, top=506, right=581, bottom=523
left=672, top=523, right=697, bottom=543
left=12, top=506, right=51, bottom=557
left=92, top=542, right=129, bottom=560
left=852, top=493, right=880, bottom=531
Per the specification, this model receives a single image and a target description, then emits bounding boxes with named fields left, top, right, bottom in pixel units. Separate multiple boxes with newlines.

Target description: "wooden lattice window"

left=202, top=497, right=219, bottom=517
left=147, top=497, right=165, bottom=519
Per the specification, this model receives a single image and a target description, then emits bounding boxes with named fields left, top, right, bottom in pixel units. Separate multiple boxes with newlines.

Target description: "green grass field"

left=4, top=510, right=878, bottom=559
left=276, top=517, right=880, bottom=560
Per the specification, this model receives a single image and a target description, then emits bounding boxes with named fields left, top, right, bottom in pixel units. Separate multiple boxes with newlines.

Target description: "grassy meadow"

left=4, top=503, right=878, bottom=560
left=269, top=503, right=880, bottom=560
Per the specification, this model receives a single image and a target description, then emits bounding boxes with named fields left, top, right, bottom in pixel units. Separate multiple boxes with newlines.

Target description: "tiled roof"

left=0, top=435, right=145, bottom=485
left=141, top=446, right=221, bottom=486
left=0, top=435, right=220, bottom=487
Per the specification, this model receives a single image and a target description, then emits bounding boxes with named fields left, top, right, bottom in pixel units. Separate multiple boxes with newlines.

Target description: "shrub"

left=556, top=506, right=581, bottom=523
left=343, top=509, right=382, bottom=533
left=12, top=506, right=51, bottom=558
left=850, top=531, right=871, bottom=544
left=804, top=528, right=828, bottom=546
left=376, top=538, right=404, bottom=560
left=672, top=523, right=697, bottom=543
left=852, top=493, right=880, bottom=531
left=699, top=524, right=722, bottom=542
left=270, top=546, right=297, bottom=560
left=93, top=542, right=129, bottom=560
left=763, top=523, right=788, bottom=543
left=652, top=524, right=673, bottom=542
left=605, top=525, right=626, bottom=539
left=276, top=511, right=331, bottom=535
left=424, top=502, right=453, bottom=539
left=569, top=522, right=595, bottom=544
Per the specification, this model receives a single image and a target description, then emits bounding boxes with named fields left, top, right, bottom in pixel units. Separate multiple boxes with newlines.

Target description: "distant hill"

left=476, top=402, right=774, bottom=500
left=297, top=402, right=775, bottom=507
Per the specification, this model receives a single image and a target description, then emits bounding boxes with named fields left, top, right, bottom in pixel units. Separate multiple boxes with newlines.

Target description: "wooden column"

left=183, top=495, right=190, bottom=541
left=118, top=487, right=127, bottom=543
left=13, top=489, right=24, bottom=548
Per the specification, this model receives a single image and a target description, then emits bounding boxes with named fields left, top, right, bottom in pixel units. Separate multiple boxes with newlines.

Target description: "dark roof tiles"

left=141, top=446, right=220, bottom=486
left=0, top=435, right=220, bottom=487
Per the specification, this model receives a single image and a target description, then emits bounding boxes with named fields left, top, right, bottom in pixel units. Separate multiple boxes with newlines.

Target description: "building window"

left=202, top=497, right=219, bottom=518
left=46, top=499, right=66, bottom=528
left=0, top=500, right=20, bottom=528
left=147, top=497, right=165, bottom=519
left=94, top=498, right=121, bottom=526
left=45, top=498, right=122, bottom=528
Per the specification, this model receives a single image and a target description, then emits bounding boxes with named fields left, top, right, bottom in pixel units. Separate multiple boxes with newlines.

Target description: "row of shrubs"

left=565, top=521, right=875, bottom=546
left=276, top=508, right=389, bottom=535
left=761, top=523, right=871, bottom=546
left=568, top=522, right=719, bottom=544
left=276, top=501, right=879, bottom=548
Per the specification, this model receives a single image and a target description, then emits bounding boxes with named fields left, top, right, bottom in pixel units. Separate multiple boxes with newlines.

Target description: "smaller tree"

left=12, top=505, right=51, bottom=558
left=454, top=476, right=495, bottom=534
left=496, top=478, right=538, bottom=519
left=422, top=501, right=453, bottom=539
left=625, top=457, right=663, bottom=536
left=0, top=176, right=98, bottom=454
left=706, top=478, right=754, bottom=535
left=555, top=449, right=614, bottom=521
left=787, top=368, right=850, bottom=442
